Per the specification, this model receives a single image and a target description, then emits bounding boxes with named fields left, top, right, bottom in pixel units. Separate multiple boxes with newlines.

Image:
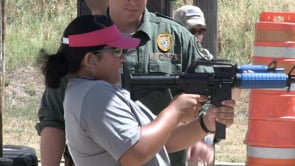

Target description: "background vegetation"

left=2, top=0, right=295, bottom=163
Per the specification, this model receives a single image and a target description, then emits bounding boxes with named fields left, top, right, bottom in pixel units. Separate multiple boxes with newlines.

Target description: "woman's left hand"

left=204, top=99, right=236, bottom=132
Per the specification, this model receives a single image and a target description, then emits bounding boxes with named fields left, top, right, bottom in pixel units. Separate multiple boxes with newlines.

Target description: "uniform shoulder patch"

left=195, top=38, right=212, bottom=61
left=157, top=33, right=173, bottom=52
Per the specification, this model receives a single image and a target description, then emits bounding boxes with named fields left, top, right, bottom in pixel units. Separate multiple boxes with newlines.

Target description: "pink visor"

left=62, top=25, right=140, bottom=49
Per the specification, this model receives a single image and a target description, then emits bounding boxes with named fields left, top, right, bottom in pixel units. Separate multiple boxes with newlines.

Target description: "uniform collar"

left=106, top=8, right=151, bottom=46
left=135, top=8, right=152, bottom=40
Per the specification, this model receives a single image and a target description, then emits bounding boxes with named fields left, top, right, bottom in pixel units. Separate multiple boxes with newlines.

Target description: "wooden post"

left=147, top=0, right=175, bottom=17
left=0, top=0, right=6, bottom=157
left=194, top=0, right=218, bottom=58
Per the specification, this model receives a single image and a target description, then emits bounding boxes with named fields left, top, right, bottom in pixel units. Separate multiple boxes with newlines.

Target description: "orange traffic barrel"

left=255, top=12, right=295, bottom=42
left=245, top=12, right=295, bottom=166
left=246, top=145, right=295, bottom=166
left=245, top=90, right=295, bottom=166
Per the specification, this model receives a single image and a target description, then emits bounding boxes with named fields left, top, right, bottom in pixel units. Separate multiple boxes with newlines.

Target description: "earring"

left=89, top=58, right=95, bottom=65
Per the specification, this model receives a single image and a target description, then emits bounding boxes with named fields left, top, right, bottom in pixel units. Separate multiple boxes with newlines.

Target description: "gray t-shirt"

left=64, top=78, right=170, bottom=166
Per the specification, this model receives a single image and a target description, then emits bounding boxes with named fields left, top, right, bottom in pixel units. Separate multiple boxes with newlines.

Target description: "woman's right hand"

left=170, top=93, right=208, bottom=123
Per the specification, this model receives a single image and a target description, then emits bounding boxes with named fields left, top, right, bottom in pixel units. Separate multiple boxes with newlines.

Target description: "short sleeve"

left=35, top=77, right=68, bottom=135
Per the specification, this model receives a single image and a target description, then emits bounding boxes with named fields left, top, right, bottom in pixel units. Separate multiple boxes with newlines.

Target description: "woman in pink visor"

left=39, top=15, right=234, bottom=166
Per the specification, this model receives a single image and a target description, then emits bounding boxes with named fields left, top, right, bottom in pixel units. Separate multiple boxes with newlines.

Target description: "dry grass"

left=4, top=66, right=44, bottom=157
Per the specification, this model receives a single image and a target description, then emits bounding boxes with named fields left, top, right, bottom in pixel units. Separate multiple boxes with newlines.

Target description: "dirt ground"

left=5, top=66, right=44, bottom=108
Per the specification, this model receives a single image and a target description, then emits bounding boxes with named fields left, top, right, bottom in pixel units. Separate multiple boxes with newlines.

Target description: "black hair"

left=39, top=15, right=112, bottom=88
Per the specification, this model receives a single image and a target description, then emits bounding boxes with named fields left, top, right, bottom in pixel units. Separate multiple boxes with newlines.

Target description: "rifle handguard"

left=199, top=113, right=215, bottom=134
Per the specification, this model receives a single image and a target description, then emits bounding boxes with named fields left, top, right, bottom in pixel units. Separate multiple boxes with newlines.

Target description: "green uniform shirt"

left=36, top=76, right=68, bottom=135
left=120, top=9, right=213, bottom=166
left=122, top=9, right=212, bottom=114
left=36, top=9, right=213, bottom=166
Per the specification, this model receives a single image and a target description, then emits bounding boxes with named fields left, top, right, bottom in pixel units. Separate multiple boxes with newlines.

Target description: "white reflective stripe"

left=62, top=37, right=69, bottom=44
left=288, top=83, right=295, bottom=91
left=247, top=146, right=295, bottom=159
left=281, top=116, right=295, bottom=120
left=254, top=46, right=295, bottom=58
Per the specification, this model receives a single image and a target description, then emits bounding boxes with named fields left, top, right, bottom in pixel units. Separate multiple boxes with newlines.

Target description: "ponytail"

left=38, top=49, right=68, bottom=89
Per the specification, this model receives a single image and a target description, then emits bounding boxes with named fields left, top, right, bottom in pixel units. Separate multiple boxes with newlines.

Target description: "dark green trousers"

left=169, top=150, right=186, bottom=166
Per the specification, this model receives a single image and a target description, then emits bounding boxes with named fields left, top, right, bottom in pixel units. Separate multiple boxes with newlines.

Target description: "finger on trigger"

left=198, top=95, right=209, bottom=103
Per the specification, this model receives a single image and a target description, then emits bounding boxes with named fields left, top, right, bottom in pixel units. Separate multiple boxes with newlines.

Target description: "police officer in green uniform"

left=36, top=0, right=214, bottom=165
left=119, top=10, right=213, bottom=166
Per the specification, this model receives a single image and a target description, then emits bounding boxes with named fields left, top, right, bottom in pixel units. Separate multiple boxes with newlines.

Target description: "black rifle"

left=124, top=60, right=295, bottom=141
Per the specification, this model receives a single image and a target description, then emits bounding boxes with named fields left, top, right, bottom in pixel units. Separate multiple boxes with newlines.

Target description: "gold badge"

left=157, top=33, right=173, bottom=52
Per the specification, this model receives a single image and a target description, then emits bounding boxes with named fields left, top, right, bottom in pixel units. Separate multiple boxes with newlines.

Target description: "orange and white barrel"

left=246, top=145, right=295, bottom=166
left=255, top=12, right=295, bottom=42
left=252, top=41, right=295, bottom=75
left=244, top=12, right=295, bottom=166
